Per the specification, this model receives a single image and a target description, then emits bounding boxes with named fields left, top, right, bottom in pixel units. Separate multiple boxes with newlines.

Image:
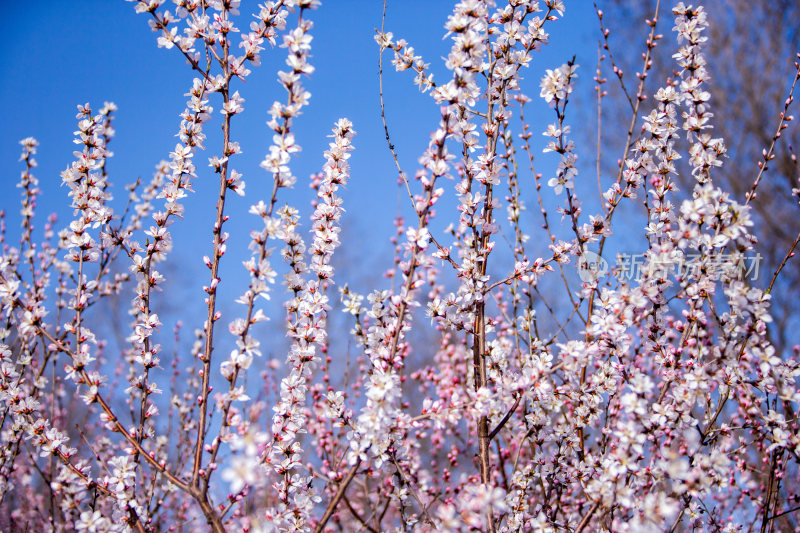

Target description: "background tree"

left=597, top=0, right=800, bottom=353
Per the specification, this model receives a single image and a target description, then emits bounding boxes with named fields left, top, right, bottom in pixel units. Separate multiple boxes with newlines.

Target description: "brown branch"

left=745, top=59, right=800, bottom=206
left=766, top=229, right=800, bottom=295
left=488, top=394, right=522, bottom=441
left=575, top=502, right=601, bottom=533
left=314, top=460, right=361, bottom=533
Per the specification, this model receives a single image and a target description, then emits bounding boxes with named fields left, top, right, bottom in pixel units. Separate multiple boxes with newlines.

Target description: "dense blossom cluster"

left=1, top=1, right=799, bottom=532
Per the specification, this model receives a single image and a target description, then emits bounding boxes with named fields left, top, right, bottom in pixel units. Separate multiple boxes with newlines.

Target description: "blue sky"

left=0, top=1, right=602, bottom=339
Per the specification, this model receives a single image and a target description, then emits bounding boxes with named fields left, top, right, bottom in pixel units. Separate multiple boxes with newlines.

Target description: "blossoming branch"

left=1, top=1, right=799, bottom=532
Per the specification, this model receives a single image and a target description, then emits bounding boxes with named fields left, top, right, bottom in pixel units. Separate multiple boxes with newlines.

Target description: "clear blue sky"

left=0, top=1, right=600, bottom=334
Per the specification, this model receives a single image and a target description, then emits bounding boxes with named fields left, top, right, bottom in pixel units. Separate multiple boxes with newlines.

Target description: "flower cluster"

left=263, top=119, right=354, bottom=529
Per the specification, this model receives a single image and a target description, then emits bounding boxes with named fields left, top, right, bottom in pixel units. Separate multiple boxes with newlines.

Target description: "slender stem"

left=193, top=31, right=232, bottom=489
left=745, top=64, right=800, bottom=206
left=314, top=460, right=361, bottom=533
left=766, top=229, right=800, bottom=294
left=575, top=502, right=600, bottom=533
